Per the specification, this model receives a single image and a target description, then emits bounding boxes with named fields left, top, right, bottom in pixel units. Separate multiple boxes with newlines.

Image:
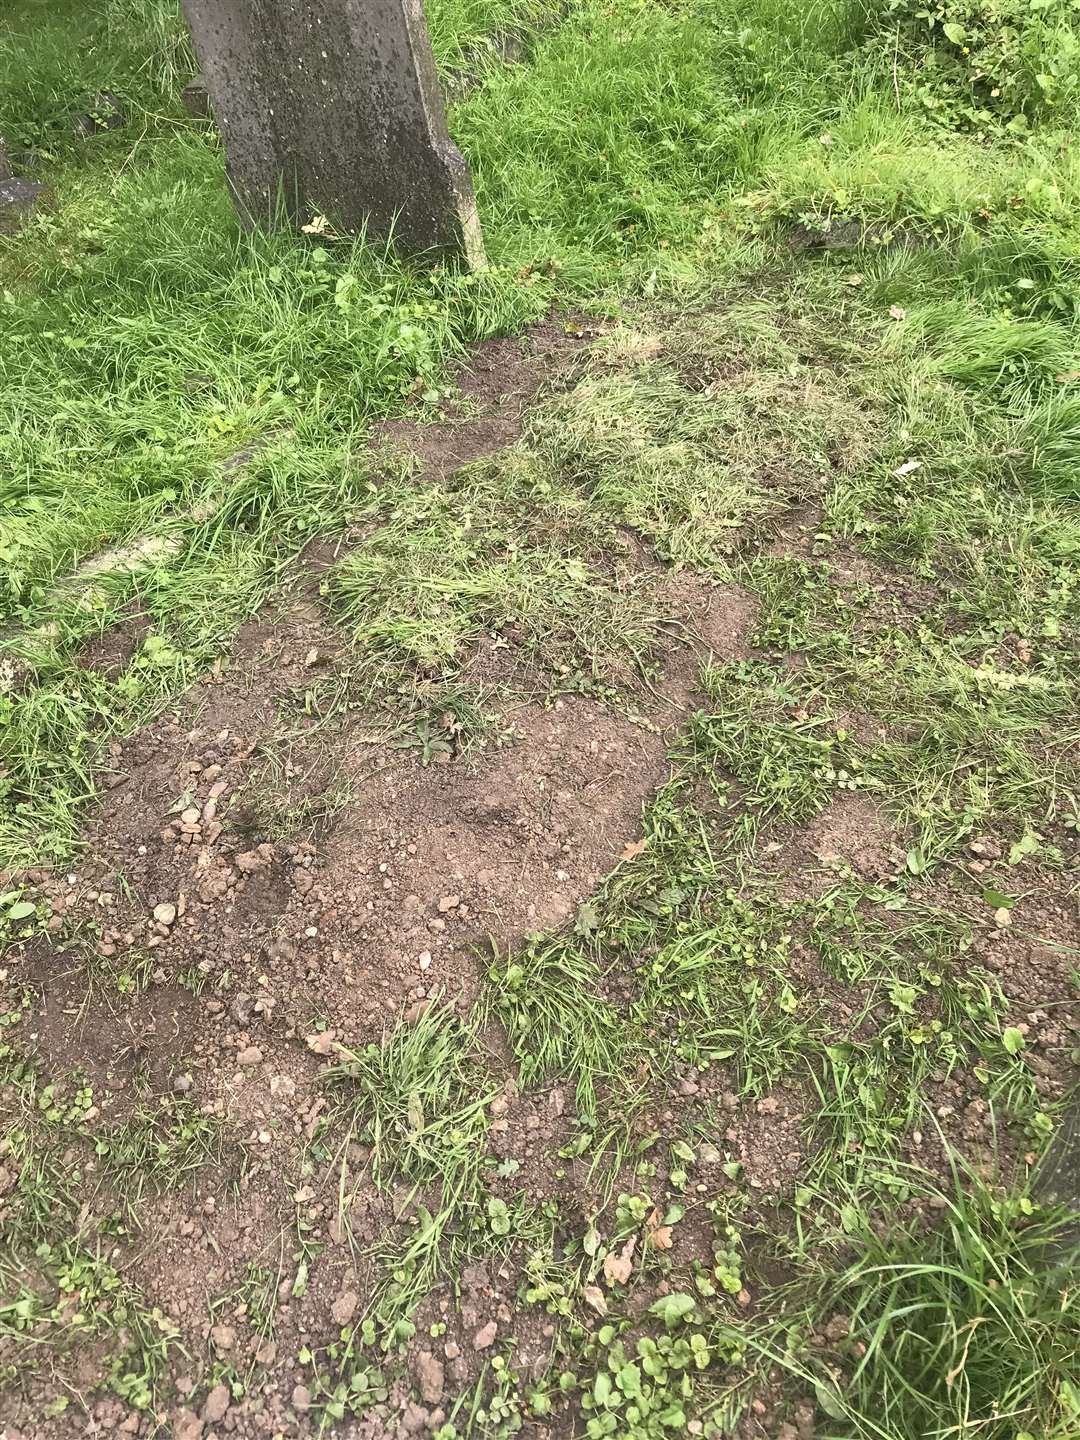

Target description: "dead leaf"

left=818, top=132, right=834, bottom=147
left=888, top=304, right=907, bottom=321
left=1055, top=370, right=1080, bottom=383
left=583, top=1285, right=608, bottom=1316
left=892, top=459, right=923, bottom=479
left=305, top=1030, right=337, bottom=1056
left=846, top=273, right=863, bottom=287
left=602, top=1236, right=636, bottom=1286
left=620, top=838, right=648, bottom=861
left=645, top=1206, right=674, bottom=1251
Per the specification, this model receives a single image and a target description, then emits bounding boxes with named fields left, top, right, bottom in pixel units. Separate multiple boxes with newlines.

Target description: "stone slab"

left=182, top=75, right=213, bottom=121
left=0, top=178, right=50, bottom=236
left=180, top=0, right=485, bottom=268
left=1036, top=1099, right=1080, bottom=1221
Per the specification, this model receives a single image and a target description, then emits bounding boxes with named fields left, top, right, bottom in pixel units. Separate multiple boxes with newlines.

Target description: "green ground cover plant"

left=1, top=0, right=1078, bottom=1435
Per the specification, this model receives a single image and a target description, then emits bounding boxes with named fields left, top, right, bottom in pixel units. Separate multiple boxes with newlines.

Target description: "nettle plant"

left=883, top=0, right=1080, bottom=127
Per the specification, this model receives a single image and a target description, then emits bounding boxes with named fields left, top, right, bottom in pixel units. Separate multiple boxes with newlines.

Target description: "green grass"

left=739, top=1158, right=1080, bottom=1440
left=2, top=0, right=1079, bottom=864
left=2, top=0, right=1080, bottom=1432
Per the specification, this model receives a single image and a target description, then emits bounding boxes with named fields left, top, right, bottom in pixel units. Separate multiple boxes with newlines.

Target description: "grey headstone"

left=1036, top=1098, right=1080, bottom=1220
left=182, top=75, right=213, bottom=121
left=179, top=0, right=485, bottom=269
left=0, top=178, right=50, bottom=236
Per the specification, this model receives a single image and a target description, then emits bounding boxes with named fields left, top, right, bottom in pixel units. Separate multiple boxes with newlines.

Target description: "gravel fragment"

left=202, top=1383, right=230, bottom=1424
left=331, top=1290, right=358, bottom=1325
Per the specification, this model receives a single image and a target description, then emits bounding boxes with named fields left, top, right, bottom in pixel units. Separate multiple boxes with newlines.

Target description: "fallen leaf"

left=602, top=1237, right=636, bottom=1286
left=648, top=1226, right=674, bottom=1250
left=892, top=459, right=923, bottom=478
left=1002, top=1025, right=1025, bottom=1055
left=620, top=838, right=648, bottom=861
left=846, top=273, right=863, bottom=286
left=583, top=1285, right=608, bottom=1316
left=1055, top=370, right=1080, bottom=383
left=305, top=1030, right=337, bottom=1056
left=818, top=132, right=834, bottom=147
left=888, top=304, right=907, bottom=321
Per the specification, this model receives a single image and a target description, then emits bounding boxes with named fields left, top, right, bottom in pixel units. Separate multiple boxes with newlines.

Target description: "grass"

left=2, top=0, right=1078, bottom=864
left=739, top=1158, right=1080, bottom=1440
left=1, top=0, right=1079, bottom=1433
left=0, top=1044, right=216, bottom=1415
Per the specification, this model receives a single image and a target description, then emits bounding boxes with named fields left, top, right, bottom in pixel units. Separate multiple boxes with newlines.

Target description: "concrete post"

left=180, top=0, right=485, bottom=268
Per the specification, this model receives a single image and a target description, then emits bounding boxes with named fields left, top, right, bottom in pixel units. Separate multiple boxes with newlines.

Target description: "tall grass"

left=1, top=0, right=1078, bottom=865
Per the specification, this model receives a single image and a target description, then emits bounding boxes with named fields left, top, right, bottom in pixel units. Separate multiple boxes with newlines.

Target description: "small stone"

left=254, top=1336, right=277, bottom=1365
left=237, top=1045, right=263, bottom=1067
left=173, top=1408, right=203, bottom=1440
left=418, top=950, right=432, bottom=971
left=437, top=894, right=461, bottom=912
left=415, top=1349, right=445, bottom=1404
left=305, top=1030, right=337, bottom=1056
left=153, top=902, right=177, bottom=927
left=236, top=846, right=272, bottom=873
left=210, top=1323, right=236, bottom=1351
left=401, top=1403, right=430, bottom=1435
left=291, top=1384, right=312, bottom=1411
left=181, top=806, right=201, bottom=825
left=202, top=1383, right=230, bottom=1424
left=472, top=1320, right=497, bottom=1350
left=331, top=1290, right=359, bottom=1325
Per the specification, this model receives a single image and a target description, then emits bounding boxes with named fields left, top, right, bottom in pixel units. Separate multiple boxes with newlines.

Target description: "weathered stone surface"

left=180, top=0, right=485, bottom=268
left=0, top=178, right=49, bottom=236
left=1036, top=1100, right=1080, bottom=1227
left=182, top=75, right=212, bottom=121
left=74, top=90, right=127, bottom=137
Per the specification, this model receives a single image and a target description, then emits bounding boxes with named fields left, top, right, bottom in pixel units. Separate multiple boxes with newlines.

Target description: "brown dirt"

left=0, top=315, right=758, bottom=1440
left=766, top=793, right=905, bottom=901
left=3, top=300, right=1078, bottom=1440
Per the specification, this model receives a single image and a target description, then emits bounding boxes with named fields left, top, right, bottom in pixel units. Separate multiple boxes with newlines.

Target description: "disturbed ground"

left=2, top=293, right=1079, bottom=1440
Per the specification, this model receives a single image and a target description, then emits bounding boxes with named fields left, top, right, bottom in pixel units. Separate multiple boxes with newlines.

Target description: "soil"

left=0, top=315, right=760, bottom=1440
left=2, top=309, right=1078, bottom=1440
